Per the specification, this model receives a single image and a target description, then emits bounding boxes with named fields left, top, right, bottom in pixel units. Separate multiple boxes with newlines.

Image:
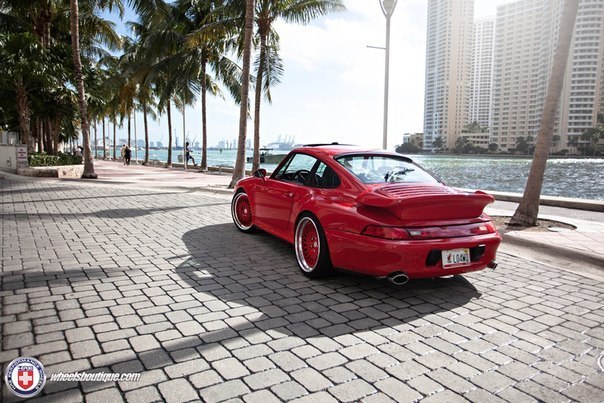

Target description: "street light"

left=380, top=0, right=397, bottom=150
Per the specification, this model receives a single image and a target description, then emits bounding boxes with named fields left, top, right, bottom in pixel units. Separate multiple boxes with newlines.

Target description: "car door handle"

left=284, top=192, right=294, bottom=198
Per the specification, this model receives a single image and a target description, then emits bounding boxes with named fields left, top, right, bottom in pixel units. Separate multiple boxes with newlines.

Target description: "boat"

left=246, top=148, right=287, bottom=164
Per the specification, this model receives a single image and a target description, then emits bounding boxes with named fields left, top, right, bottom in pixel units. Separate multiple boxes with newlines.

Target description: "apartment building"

left=491, top=0, right=604, bottom=152
left=470, top=17, right=496, bottom=130
left=423, top=0, right=474, bottom=151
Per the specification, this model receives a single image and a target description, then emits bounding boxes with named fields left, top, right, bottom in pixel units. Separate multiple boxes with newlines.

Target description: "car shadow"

left=172, top=223, right=482, bottom=347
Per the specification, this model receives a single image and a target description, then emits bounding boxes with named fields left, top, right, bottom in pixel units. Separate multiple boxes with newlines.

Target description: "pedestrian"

left=185, top=142, right=197, bottom=167
left=76, top=146, right=83, bottom=157
left=121, top=144, right=127, bottom=165
left=124, top=145, right=132, bottom=166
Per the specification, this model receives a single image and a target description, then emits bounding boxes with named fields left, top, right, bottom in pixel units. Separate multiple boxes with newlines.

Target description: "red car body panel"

left=235, top=145, right=502, bottom=279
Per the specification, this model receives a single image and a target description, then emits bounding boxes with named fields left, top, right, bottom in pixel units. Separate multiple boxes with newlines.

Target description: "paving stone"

left=129, top=334, right=160, bottom=352
left=426, top=368, right=475, bottom=394
left=269, top=351, right=306, bottom=372
left=375, top=377, right=423, bottom=402
left=243, top=368, right=290, bottom=390
left=213, top=357, right=251, bottom=380
left=327, top=379, right=376, bottom=402
left=346, top=360, right=388, bottom=383
left=200, top=379, right=251, bottom=402
left=165, top=358, right=210, bottom=378
left=307, top=352, right=348, bottom=371
left=271, top=381, right=308, bottom=401
left=292, top=367, right=333, bottom=392
left=158, top=378, right=199, bottom=402
left=85, top=387, right=125, bottom=403
left=242, top=389, right=282, bottom=403
left=189, top=369, right=223, bottom=389
left=70, top=339, right=102, bottom=359
left=124, top=386, right=162, bottom=403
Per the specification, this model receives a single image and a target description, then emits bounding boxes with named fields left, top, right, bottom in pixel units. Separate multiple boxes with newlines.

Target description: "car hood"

left=356, top=183, right=494, bottom=221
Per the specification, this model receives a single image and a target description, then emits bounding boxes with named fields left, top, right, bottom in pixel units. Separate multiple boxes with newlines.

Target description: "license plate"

left=442, top=248, right=471, bottom=269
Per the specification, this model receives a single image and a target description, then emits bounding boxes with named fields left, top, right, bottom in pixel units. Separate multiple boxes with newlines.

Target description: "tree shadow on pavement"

left=0, top=203, right=229, bottom=221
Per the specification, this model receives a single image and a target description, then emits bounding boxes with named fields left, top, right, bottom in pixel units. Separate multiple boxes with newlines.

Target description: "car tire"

left=232, top=190, right=255, bottom=233
left=294, top=213, right=333, bottom=278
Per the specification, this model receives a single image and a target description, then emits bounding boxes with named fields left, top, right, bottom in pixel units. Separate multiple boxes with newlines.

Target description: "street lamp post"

left=380, top=0, right=397, bottom=150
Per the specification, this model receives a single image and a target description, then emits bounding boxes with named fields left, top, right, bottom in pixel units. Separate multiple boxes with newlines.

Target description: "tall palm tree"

left=164, top=0, right=242, bottom=171
left=230, top=0, right=254, bottom=188
left=250, top=0, right=344, bottom=172
left=70, top=0, right=97, bottom=178
left=509, top=0, right=579, bottom=226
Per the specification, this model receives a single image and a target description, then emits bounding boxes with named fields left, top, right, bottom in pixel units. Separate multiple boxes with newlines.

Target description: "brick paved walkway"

left=1, top=179, right=603, bottom=402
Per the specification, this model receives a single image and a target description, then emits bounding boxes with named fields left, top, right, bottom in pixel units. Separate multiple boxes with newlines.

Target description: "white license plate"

left=442, top=248, right=471, bottom=269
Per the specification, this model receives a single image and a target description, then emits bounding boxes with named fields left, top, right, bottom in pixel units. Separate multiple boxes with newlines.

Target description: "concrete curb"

left=487, top=190, right=603, bottom=212
left=502, top=231, right=604, bottom=268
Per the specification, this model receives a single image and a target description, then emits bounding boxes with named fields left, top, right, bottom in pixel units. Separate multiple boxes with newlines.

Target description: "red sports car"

left=231, top=144, right=501, bottom=285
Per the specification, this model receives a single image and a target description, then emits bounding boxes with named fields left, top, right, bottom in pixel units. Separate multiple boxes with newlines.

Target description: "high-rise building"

left=490, top=0, right=604, bottom=152
left=423, top=0, right=474, bottom=151
left=559, top=0, right=604, bottom=151
left=490, top=0, right=559, bottom=152
left=470, top=17, right=496, bottom=130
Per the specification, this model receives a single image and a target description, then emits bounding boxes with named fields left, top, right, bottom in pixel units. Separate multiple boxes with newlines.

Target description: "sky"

left=105, top=0, right=513, bottom=150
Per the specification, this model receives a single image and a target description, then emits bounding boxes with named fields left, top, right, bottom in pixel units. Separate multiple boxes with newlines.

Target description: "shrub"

left=28, top=153, right=82, bottom=167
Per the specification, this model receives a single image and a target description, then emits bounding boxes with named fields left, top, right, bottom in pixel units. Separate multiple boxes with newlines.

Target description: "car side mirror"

left=253, top=168, right=267, bottom=179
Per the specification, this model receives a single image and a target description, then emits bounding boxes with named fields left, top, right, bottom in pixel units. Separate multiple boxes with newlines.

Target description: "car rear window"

left=335, top=155, right=438, bottom=184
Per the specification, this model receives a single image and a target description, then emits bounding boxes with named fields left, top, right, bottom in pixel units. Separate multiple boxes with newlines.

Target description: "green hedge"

left=28, top=153, right=82, bottom=167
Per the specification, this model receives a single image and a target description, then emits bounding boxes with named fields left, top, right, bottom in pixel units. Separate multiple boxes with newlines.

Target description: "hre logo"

left=4, top=357, right=46, bottom=398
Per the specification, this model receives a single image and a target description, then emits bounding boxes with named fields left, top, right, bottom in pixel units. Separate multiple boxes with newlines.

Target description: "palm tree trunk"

left=229, top=0, right=255, bottom=188
left=102, top=118, right=106, bottom=159
left=94, top=120, right=97, bottom=158
left=201, top=54, right=208, bottom=171
left=112, top=119, right=117, bottom=160
left=167, top=99, right=173, bottom=167
left=252, top=31, right=268, bottom=172
left=70, top=0, right=96, bottom=178
left=127, top=115, right=131, bottom=147
left=509, top=0, right=578, bottom=226
left=15, top=76, right=31, bottom=149
left=143, top=99, right=149, bottom=165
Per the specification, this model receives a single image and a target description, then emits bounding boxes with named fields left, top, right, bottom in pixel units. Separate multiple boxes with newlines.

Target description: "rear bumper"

left=325, top=229, right=502, bottom=279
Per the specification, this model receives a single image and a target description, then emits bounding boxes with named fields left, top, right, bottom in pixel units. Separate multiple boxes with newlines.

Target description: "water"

left=120, top=148, right=604, bottom=201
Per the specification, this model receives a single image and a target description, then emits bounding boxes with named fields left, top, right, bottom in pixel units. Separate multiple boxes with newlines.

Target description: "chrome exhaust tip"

left=387, top=272, right=409, bottom=286
left=487, top=261, right=498, bottom=269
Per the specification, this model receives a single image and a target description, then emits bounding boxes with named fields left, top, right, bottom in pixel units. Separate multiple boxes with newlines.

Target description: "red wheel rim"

left=301, top=221, right=319, bottom=268
left=235, top=194, right=252, bottom=228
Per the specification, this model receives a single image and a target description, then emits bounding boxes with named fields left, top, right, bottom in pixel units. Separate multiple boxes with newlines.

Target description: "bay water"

left=122, top=148, right=603, bottom=201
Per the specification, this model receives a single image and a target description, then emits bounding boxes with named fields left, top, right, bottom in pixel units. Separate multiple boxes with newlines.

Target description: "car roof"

left=291, top=144, right=413, bottom=162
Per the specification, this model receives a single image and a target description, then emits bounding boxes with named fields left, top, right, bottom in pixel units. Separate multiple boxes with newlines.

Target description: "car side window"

left=273, top=153, right=319, bottom=184
left=309, top=162, right=340, bottom=189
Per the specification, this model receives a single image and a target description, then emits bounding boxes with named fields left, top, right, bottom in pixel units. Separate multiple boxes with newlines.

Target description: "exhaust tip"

left=487, top=261, right=498, bottom=269
left=387, top=272, right=409, bottom=286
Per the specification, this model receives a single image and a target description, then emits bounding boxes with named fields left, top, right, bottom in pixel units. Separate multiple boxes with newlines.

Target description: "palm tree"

left=230, top=0, right=255, bottom=188
left=509, top=0, right=579, bottom=226
left=250, top=0, right=345, bottom=172
left=70, top=0, right=97, bottom=178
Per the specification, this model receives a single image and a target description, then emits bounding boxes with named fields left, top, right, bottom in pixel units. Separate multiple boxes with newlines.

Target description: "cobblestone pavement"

left=1, top=179, right=603, bottom=403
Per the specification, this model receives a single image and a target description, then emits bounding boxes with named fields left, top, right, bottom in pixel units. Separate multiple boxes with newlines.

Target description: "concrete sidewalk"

left=2, top=159, right=603, bottom=272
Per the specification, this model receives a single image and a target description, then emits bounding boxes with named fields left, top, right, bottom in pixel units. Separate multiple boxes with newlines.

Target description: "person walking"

left=124, top=145, right=132, bottom=166
left=121, top=144, right=127, bottom=165
left=185, top=142, right=197, bottom=167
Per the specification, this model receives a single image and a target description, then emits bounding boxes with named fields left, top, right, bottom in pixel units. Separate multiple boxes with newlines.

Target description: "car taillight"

left=361, top=225, right=411, bottom=240
left=469, top=221, right=497, bottom=235
left=361, top=221, right=496, bottom=240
